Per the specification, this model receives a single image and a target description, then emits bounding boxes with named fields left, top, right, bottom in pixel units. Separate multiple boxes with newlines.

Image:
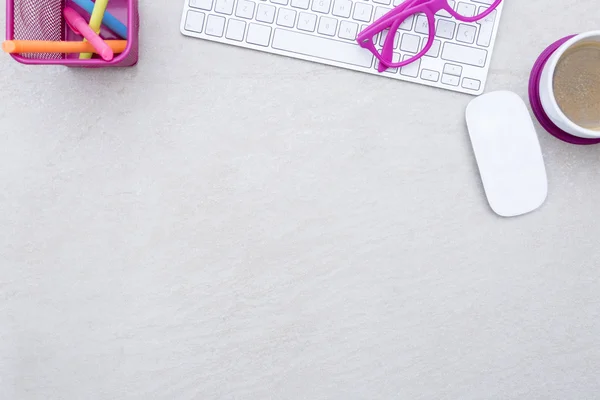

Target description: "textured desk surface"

left=2, top=1, right=600, bottom=399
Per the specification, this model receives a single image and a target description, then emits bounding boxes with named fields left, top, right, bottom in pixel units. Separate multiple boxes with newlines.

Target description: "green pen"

left=79, top=0, right=110, bottom=59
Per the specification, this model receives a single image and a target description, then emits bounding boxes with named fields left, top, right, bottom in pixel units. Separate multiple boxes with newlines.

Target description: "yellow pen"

left=80, top=0, right=110, bottom=59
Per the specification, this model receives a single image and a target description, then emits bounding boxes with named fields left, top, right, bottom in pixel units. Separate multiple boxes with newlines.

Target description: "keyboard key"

left=400, top=55, right=420, bottom=77
left=338, top=20, right=358, bottom=40
left=436, top=19, right=455, bottom=39
left=400, top=33, right=419, bottom=53
left=441, top=73, right=459, bottom=86
left=332, top=0, right=352, bottom=18
left=414, top=15, right=430, bottom=34
left=421, top=69, right=440, bottom=82
left=185, top=10, right=205, bottom=32
left=462, top=77, right=481, bottom=90
left=399, top=14, right=414, bottom=31
left=476, top=9, right=496, bottom=47
left=457, top=23, right=476, bottom=44
left=420, top=39, right=441, bottom=57
left=378, top=29, right=399, bottom=48
left=374, top=6, right=391, bottom=21
left=215, top=0, right=234, bottom=14
left=277, top=8, right=297, bottom=27
left=312, top=0, right=331, bottom=13
left=205, top=14, right=225, bottom=36
left=235, top=0, right=256, bottom=19
left=256, top=3, right=276, bottom=23
left=477, top=4, right=494, bottom=11
left=436, top=0, right=454, bottom=17
left=353, top=3, right=373, bottom=22
left=190, top=0, right=213, bottom=11
left=291, top=0, right=309, bottom=8
left=246, top=23, right=272, bottom=46
left=318, top=16, right=337, bottom=36
left=388, top=53, right=400, bottom=72
left=443, top=63, right=462, bottom=76
left=297, top=12, right=317, bottom=31
left=272, top=28, right=373, bottom=68
left=442, top=42, right=487, bottom=67
left=373, top=0, right=390, bottom=5
left=226, top=19, right=246, bottom=40
left=271, top=0, right=288, bottom=4
left=376, top=52, right=400, bottom=73
left=456, top=2, right=475, bottom=17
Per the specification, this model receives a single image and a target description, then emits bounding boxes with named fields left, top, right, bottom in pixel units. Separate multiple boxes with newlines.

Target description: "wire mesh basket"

left=5, top=0, right=139, bottom=67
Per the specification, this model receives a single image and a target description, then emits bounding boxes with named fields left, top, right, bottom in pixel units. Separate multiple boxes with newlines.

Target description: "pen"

left=80, top=0, right=110, bottom=59
left=64, top=7, right=113, bottom=61
left=2, top=40, right=127, bottom=54
left=70, top=0, right=128, bottom=39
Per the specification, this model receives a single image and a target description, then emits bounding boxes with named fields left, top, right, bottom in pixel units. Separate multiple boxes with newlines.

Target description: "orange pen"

left=2, top=40, right=127, bottom=54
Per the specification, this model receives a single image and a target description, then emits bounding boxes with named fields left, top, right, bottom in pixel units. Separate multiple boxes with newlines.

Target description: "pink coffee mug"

left=529, top=31, right=600, bottom=145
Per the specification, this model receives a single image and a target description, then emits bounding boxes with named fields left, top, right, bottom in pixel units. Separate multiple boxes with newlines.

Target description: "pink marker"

left=63, top=7, right=113, bottom=61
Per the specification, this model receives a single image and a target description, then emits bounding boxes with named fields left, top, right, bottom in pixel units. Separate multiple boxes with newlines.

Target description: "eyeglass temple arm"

left=357, top=0, right=435, bottom=41
left=448, top=0, right=502, bottom=22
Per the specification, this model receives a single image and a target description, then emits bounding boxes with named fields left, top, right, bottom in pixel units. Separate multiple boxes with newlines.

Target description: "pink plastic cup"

left=5, top=0, right=139, bottom=67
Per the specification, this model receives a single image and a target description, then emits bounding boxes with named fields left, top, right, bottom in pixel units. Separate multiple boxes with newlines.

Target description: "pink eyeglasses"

left=356, top=0, right=503, bottom=72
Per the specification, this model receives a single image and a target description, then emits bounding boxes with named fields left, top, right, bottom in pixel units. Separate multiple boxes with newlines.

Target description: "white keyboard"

left=180, top=0, right=503, bottom=95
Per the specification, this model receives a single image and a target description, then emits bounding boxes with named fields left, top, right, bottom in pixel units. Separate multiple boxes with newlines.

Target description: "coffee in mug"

left=536, top=31, right=600, bottom=140
left=553, top=41, right=600, bottom=132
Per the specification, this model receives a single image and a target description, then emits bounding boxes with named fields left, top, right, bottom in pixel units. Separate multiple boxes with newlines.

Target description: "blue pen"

left=70, top=0, right=128, bottom=39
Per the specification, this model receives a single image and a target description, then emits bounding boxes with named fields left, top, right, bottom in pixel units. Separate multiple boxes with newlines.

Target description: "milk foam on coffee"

left=553, top=41, right=600, bottom=131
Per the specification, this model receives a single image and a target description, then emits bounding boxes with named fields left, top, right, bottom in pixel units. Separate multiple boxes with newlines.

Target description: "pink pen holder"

left=5, top=0, right=139, bottom=67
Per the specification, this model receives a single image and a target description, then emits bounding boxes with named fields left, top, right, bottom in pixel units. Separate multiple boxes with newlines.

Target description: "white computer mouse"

left=465, top=91, right=548, bottom=217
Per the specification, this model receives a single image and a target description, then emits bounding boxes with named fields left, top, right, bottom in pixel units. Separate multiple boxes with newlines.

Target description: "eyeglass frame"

left=356, top=0, right=503, bottom=73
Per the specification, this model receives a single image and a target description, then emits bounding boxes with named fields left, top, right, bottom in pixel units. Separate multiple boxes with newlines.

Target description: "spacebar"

left=272, top=29, right=373, bottom=68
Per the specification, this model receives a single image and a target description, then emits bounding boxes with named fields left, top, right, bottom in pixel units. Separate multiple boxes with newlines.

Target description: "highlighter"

left=2, top=40, right=127, bottom=55
left=70, top=0, right=128, bottom=39
left=80, top=0, right=110, bottom=59
left=64, top=7, right=113, bottom=61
